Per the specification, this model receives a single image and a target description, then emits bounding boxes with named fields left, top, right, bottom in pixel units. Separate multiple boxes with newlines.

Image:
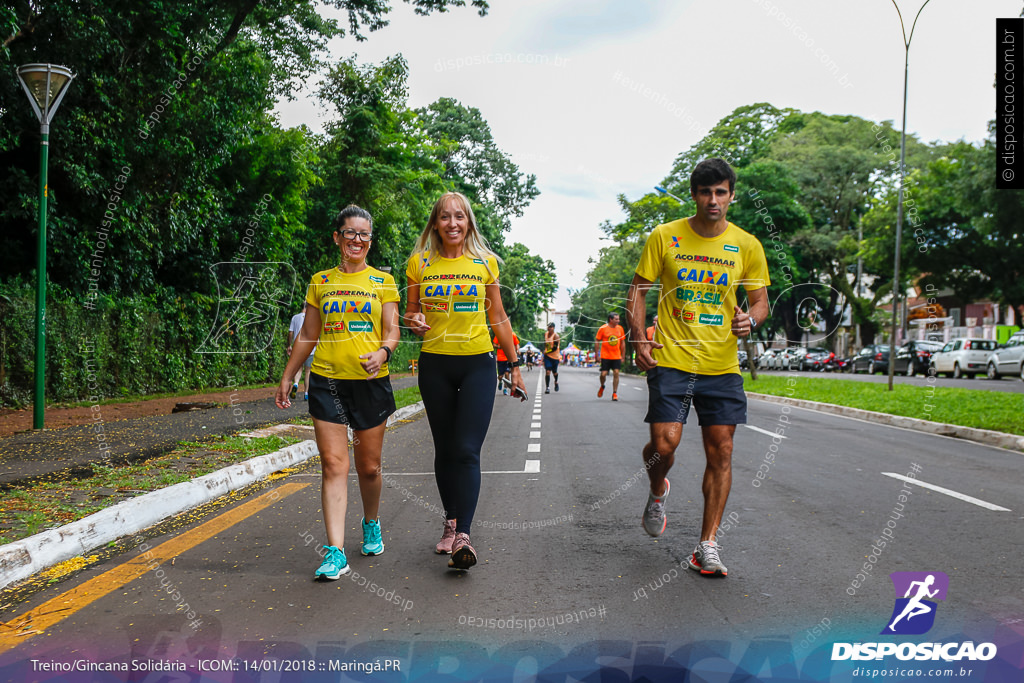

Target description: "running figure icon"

left=881, top=571, right=949, bottom=635
left=888, top=574, right=939, bottom=631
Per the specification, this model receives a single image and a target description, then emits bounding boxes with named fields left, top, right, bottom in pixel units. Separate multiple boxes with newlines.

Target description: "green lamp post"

left=885, top=1, right=930, bottom=391
left=16, top=63, right=75, bottom=429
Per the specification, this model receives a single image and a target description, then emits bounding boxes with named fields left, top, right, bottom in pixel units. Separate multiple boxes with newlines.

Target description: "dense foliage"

left=1, top=0, right=562, bottom=407
left=572, top=103, right=1021, bottom=351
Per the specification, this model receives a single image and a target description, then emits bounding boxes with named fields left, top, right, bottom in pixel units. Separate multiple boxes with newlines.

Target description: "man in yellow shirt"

left=627, top=158, right=770, bottom=578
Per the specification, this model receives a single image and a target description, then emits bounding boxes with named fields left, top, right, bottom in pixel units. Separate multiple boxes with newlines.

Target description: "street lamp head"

left=16, top=64, right=75, bottom=132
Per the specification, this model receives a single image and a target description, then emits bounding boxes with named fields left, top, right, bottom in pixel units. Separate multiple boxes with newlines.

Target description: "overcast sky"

left=276, top=0, right=1018, bottom=309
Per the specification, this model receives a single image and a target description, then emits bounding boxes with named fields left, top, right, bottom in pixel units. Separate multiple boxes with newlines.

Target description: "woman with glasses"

left=404, top=192, right=526, bottom=570
left=276, top=205, right=400, bottom=580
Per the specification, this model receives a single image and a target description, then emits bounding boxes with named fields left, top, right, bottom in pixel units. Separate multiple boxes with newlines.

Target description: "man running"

left=595, top=312, right=625, bottom=401
left=627, top=158, right=770, bottom=577
left=543, top=322, right=560, bottom=394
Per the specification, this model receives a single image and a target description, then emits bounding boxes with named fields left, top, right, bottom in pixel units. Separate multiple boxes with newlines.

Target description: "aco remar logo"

left=881, top=571, right=949, bottom=635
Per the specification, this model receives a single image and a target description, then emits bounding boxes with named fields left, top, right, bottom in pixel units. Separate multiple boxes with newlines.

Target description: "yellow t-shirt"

left=406, top=251, right=498, bottom=355
left=635, top=219, right=770, bottom=375
left=305, top=266, right=399, bottom=379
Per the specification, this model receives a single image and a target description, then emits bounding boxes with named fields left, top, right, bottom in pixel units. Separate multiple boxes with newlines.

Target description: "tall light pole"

left=886, top=1, right=930, bottom=391
left=16, top=63, right=75, bottom=429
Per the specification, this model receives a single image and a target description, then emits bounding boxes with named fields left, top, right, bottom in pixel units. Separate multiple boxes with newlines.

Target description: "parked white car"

left=986, top=331, right=1024, bottom=380
left=930, top=338, right=999, bottom=379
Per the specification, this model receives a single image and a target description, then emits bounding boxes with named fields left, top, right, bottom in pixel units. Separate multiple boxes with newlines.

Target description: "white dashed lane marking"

left=881, top=472, right=1011, bottom=511
left=744, top=425, right=787, bottom=439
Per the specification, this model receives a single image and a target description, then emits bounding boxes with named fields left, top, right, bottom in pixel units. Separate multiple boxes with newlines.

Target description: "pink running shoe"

left=449, top=532, right=477, bottom=570
left=435, top=518, right=457, bottom=554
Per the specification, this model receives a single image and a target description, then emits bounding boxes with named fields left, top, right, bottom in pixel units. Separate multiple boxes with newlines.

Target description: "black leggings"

left=418, top=351, right=497, bottom=534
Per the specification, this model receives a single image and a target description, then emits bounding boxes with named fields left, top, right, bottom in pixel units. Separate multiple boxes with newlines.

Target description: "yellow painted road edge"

left=0, top=482, right=308, bottom=654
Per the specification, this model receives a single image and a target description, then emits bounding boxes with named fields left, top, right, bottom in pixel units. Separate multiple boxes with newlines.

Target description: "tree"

left=416, top=97, right=540, bottom=246
left=308, top=54, right=445, bottom=280
left=666, top=102, right=796, bottom=178
left=497, top=243, right=557, bottom=345
left=569, top=238, right=646, bottom=358
left=872, top=132, right=1024, bottom=320
left=1, top=0, right=491, bottom=295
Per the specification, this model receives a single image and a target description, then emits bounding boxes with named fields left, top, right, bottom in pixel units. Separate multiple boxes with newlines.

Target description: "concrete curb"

left=747, top=392, right=1024, bottom=452
left=388, top=401, right=424, bottom=425
left=0, top=402, right=426, bottom=592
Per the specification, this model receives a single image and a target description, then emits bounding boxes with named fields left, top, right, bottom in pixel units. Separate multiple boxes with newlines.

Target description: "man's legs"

left=643, top=422, right=681, bottom=496
left=302, top=358, right=313, bottom=397
left=698, top=425, right=735, bottom=542
left=599, top=368, right=608, bottom=396
left=612, top=368, right=620, bottom=395
left=641, top=422, right=681, bottom=536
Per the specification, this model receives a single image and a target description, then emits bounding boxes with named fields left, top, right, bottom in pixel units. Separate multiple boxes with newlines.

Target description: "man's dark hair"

left=689, top=158, right=736, bottom=194
left=332, top=204, right=373, bottom=231
left=608, top=312, right=619, bottom=322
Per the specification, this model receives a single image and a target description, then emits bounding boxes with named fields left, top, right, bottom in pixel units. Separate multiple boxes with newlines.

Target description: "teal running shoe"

left=361, top=517, right=385, bottom=556
left=315, top=545, right=350, bottom=580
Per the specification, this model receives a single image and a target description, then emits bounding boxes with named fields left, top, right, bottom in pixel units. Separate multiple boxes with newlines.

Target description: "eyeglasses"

left=340, top=229, right=373, bottom=242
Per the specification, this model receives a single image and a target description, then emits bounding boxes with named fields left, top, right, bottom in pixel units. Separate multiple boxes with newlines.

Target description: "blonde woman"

left=276, top=205, right=399, bottom=580
left=403, top=192, right=525, bottom=570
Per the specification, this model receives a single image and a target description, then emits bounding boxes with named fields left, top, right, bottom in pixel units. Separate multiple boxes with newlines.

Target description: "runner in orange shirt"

left=595, top=312, right=626, bottom=401
left=646, top=315, right=658, bottom=342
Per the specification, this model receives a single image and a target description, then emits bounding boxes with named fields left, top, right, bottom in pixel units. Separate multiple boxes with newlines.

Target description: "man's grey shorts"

left=644, top=367, right=747, bottom=426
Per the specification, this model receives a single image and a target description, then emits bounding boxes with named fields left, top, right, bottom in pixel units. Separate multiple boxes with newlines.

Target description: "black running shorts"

left=644, top=367, right=746, bottom=426
left=600, top=358, right=622, bottom=372
left=543, top=356, right=559, bottom=372
left=307, top=372, right=396, bottom=431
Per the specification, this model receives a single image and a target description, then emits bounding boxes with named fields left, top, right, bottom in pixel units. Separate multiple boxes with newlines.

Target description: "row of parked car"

left=755, top=330, right=1024, bottom=379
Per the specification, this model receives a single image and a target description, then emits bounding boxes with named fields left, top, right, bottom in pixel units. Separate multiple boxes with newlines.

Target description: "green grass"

left=393, top=386, right=422, bottom=410
left=743, top=373, right=1023, bottom=436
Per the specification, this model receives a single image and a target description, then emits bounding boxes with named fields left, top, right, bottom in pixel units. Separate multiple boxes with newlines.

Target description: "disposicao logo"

left=831, top=571, right=997, bottom=662
left=882, top=571, right=947, bottom=635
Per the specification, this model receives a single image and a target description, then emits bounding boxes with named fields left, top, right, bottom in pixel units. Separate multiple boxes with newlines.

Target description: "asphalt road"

left=754, top=367, right=1024, bottom=393
left=1, top=366, right=1021, bottom=681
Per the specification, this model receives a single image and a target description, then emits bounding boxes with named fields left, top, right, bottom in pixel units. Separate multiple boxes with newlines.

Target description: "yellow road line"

left=0, top=482, right=308, bottom=654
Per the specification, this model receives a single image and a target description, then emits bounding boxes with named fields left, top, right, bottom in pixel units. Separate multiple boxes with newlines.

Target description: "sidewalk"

left=0, top=377, right=418, bottom=489
left=0, top=395, right=307, bottom=489
left=0, top=377, right=422, bottom=590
